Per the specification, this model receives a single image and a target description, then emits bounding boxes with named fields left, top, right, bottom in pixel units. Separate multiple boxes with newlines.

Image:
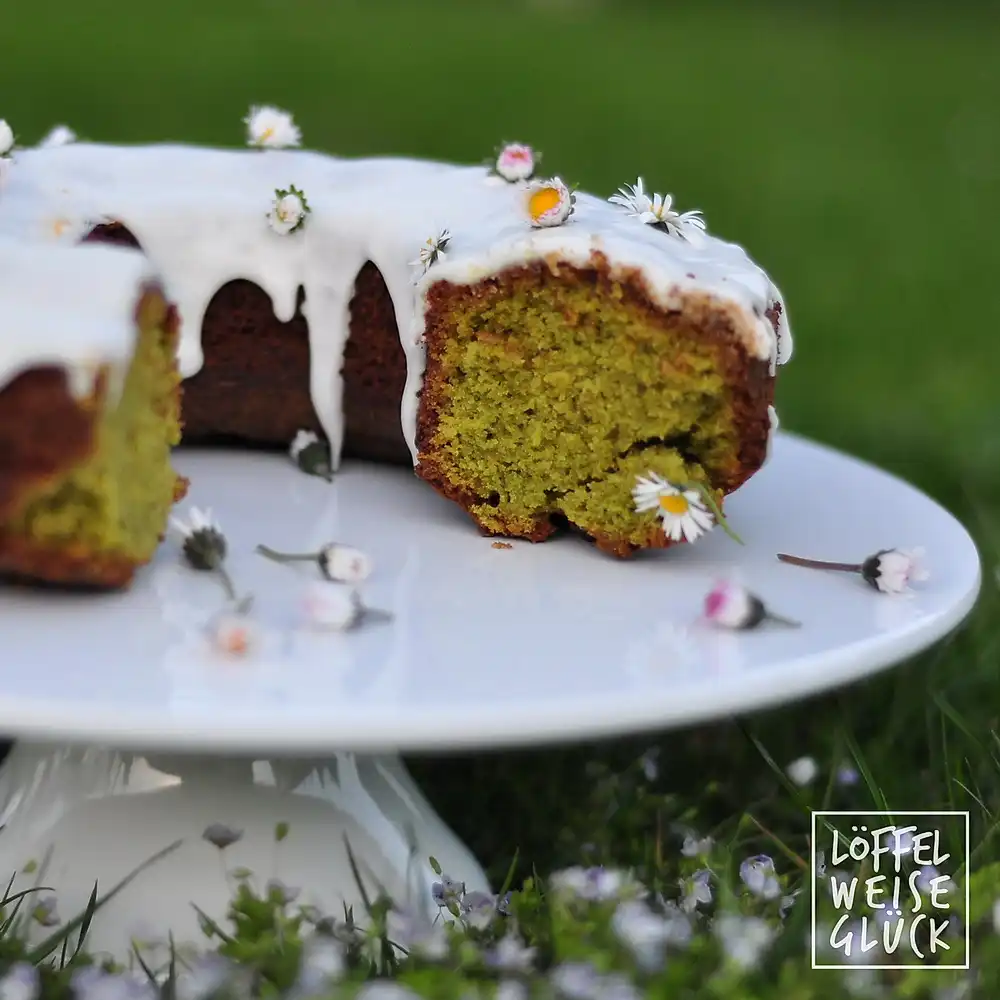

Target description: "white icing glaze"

left=764, top=404, right=780, bottom=465
left=0, top=237, right=155, bottom=399
left=0, top=143, right=792, bottom=467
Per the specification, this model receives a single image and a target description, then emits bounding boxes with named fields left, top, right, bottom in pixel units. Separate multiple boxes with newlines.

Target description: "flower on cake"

left=289, top=428, right=333, bottom=480
left=777, top=546, right=929, bottom=595
left=609, top=177, right=706, bottom=240
left=268, top=185, right=310, bottom=235
left=0, top=119, right=14, bottom=157
left=703, top=579, right=800, bottom=630
left=526, top=177, right=575, bottom=228
left=493, top=142, right=537, bottom=183
left=244, top=105, right=301, bottom=149
left=38, top=124, right=76, bottom=149
left=411, top=230, right=451, bottom=275
left=632, top=472, right=714, bottom=544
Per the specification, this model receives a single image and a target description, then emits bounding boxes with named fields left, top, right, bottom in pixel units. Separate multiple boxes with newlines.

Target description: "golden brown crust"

left=414, top=259, right=776, bottom=556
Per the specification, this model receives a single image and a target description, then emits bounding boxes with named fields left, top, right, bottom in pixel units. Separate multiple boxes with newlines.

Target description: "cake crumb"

left=492, top=541, right=513, bottom=550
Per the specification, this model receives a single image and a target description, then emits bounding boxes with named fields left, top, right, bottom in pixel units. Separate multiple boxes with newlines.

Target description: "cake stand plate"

left=0, top=433, right=981, bottom=959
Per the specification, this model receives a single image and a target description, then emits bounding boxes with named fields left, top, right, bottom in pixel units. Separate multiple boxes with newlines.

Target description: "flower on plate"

left=786, top=755, right=819, bottom=786
left=609, top=177, right=706, bottom=239
left=703, top=578, right=800, bottom=630
left=170, top=506, right=249, bottom=605
left=256, top=541, right=373, bottom=583
left=289, top=428, right=333, bottom=481
left=38, top=124, right=76, bottom=149
left=268, top=185, right=310, bottom=235
left=411, top=230, right=451, bottom=276
left=777, top=546, right=929, bottom=595
left=739, top=854, right=782, bottom=900
left=493, top=142, right=537, bottom=183
left=244, top=105, right=301, bottom=149
left=632, top=472, right=714, bottom=544
left=300, top=581, right=364, bottom=631
left=0, top=119, right=14, bottom=157
left=526, top=177, right=575, bottom=227
left=208, top=610, right=258, bottom=658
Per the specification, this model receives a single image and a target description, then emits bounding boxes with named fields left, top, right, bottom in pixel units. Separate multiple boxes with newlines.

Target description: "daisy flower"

left=609, top=177, right=706, bottom=239
left=526, top=177, right=575, bottom=227
left=289, top=428, right=333, bottom=480
left=256, top=541, right=373, bottom=584
left=38, top=124, right=76, bottom=149
left=300, top=581, right=392, bottom=631
left=777, top=546, right=929, bottom=595
left=0, top=119, right=14, bottom=157
left=494, top=142, right=536, bottom=182
left=703, top=579, right=800, bottom=629
left=411, top=230, right=450, bottom=275
left=268, top=185, right=310, bottom=235
left=244, top=105, right=301, bottom=149
left=632, top=472, right=713, bottom=544
left=209, top=611, right=258, bottom=658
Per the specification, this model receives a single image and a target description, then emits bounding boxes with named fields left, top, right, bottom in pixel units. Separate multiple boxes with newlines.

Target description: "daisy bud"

left=256, top=541, right=373, bottom=583
left=703, top=579, right=799, bottom=630
left=777, top=546, right=928, bottom=595
left=244, top=105, right=301, bottom=149
left=493, top=142, right=537, bottom=183
left=289, top=428, right=333, bottom=481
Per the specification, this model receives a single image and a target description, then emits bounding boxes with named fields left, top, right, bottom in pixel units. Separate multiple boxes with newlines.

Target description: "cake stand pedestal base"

left=0, top=742, right=487, bottom=960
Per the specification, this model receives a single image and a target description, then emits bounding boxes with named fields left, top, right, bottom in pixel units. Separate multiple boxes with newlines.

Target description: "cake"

left=0, top=238, right=185, bottom=588
left=0, top=123, right=792, bottom=567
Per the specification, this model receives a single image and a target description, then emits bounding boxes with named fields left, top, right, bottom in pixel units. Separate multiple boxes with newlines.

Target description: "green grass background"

left=3, top=0, right=999, bottom=884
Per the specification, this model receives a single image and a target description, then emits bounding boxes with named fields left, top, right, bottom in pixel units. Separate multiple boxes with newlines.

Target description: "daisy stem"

left=776, top=554, right=863, bottom=573
left=256, top=544, right=318, bottom=564
left=216, top=565, right=239, bottom=603
left=763, top=610, right=802, bottom=629
left=688, top=482, right=743, bottom=545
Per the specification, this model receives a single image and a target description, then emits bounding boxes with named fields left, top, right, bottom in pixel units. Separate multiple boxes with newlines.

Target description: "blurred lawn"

left=2, top=0, right=999, bottom=880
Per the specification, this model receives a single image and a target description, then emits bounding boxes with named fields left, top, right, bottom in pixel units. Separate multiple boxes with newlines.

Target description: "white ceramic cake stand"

left=0, top=432, right=981, bottom=959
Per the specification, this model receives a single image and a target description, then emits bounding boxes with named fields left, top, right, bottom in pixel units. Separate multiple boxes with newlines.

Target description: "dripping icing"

left=0, top=143, right=793, bottom=468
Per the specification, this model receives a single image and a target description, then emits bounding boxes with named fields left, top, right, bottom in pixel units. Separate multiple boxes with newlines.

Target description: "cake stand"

left=0, top=433, right=981, bottom=960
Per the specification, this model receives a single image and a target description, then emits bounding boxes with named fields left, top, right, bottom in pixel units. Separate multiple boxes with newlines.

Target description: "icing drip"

left=0, top=144, right=793, bottom=467
left=0, top=238, right=154, bottom=399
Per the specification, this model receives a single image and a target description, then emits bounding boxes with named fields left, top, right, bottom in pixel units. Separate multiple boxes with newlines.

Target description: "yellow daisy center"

left=52, top=219, right=69, bottom=237
left=260, top=126, right=275, bottom=143
left=659, top=493, right=689, bottom=516
left=529, top=187, right=561, bottom=220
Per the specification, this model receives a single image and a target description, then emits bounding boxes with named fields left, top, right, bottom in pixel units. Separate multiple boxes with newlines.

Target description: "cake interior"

left=416, top=264, right=749, bottom=555
left=2, top=288, right=183, bottom=586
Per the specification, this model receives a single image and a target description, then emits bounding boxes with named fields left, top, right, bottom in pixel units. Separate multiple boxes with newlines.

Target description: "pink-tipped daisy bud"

left=703, top=579, right=799, bottom=630
left=301, top=581, right=364, bottom=631
left=317, top=544, right=372, bottom=584
left=861, top=548, right=928, bottom=594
